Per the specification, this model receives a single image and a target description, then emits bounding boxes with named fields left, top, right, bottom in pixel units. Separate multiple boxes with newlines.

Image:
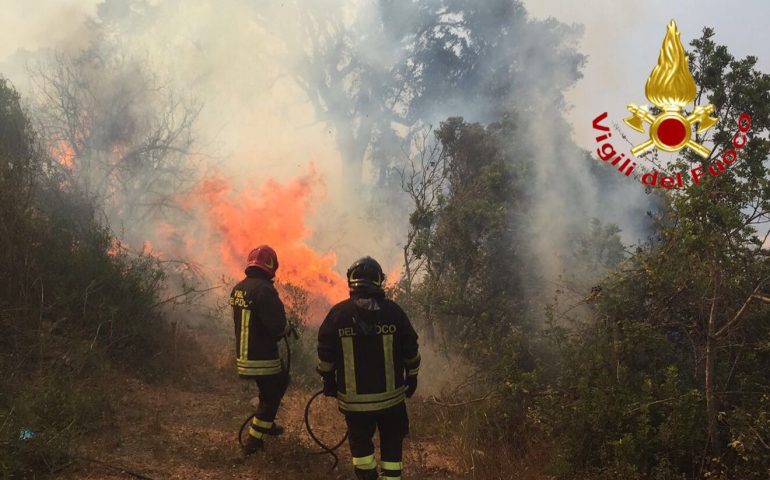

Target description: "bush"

left=0, top=372, right=109, bottom=478
left=0, top=76, right=183, bottom=477
left=276, top=282, right=325, bottom=389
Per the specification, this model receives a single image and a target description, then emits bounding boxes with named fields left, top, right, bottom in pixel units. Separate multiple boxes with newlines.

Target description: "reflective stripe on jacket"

left=231, top=273, right=289, bottom=376
left=317, top=295, right=420, bottom=412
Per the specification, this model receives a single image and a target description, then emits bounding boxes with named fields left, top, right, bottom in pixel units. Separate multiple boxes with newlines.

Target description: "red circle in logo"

left=657, top=118, right=687, bottom=147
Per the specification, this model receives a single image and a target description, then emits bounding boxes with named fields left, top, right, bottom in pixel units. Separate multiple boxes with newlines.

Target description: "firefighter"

left=317, top=257, right=420, bottom=480
left=230, top=245, right=292, bottom=454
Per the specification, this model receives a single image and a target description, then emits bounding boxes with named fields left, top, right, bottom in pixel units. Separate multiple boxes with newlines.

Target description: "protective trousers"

left=247, top=371, right=289, bottom=440
left=345, top=402, right=409, bottom=480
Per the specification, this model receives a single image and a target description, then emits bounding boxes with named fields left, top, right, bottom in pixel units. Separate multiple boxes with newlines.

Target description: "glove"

left=405, top=376, right=418, bottom=398
left=322, top=374, right=337, bottom=397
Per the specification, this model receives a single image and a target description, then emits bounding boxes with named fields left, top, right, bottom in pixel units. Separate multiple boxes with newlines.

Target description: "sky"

left=3, top=0, right=767, bottom=150
left=521, top=0, right=770, bottom=150
left=1, top=0, right=768, bottom=279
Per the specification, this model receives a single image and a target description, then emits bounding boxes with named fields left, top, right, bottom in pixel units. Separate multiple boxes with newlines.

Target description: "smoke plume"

left=1, top=0, right=650, bottom=327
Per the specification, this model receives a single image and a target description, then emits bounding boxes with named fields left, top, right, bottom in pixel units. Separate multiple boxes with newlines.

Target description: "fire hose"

left=303, top=389, right=348, bottom=470
left=237, top=326, right=348, bottom=470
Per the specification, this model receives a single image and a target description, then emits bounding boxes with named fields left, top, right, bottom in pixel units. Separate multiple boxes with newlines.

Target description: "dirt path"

left=58, top=376, right=465, bottom=479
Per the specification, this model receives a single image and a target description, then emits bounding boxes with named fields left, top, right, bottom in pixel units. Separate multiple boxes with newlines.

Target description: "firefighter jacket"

left=317, top=294, right=421, bottom=413
left=230, top=273, right=290, bottom=376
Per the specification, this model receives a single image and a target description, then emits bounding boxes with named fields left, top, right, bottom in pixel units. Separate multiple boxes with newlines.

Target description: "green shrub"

left=0, top=76, right=186, bottom=476
left=0, top=371, right=109, bottom=478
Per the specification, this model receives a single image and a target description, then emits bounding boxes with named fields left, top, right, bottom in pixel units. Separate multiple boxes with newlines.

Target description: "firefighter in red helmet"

left=230, top=245, right=292, bottom=454
left=317, top=256, right=420, bottom=480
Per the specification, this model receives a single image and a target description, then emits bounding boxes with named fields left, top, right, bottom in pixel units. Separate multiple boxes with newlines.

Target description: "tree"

left=260, top=0, right=584, bottom=187
left=673, top=26, right=770, bottom=472
left=403, top=117, right=536, bottom=353
left=0, top=76, right=182, bottom=477
left=396, top=126, right=446, bottom=296
left=550, top=27, right=770, bottom=479
left=31, top=27, right=200, bottom=241
left=0, top=77, right=47, bottom=304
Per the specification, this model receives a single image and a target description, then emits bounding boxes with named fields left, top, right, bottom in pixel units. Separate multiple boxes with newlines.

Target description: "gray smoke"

left=0, top=0, right=650, bottom=314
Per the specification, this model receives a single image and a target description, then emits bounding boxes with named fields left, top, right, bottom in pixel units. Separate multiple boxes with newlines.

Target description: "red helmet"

left=246, top=245, right=279, bottom=277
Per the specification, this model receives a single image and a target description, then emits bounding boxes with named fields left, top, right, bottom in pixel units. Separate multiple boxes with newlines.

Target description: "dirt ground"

left=57, top=375, right=466, bottom=480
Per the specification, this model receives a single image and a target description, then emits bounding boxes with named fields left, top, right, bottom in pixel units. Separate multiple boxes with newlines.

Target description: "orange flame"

left=385, top=263, right=402, bottom=289
left=645, top=20, right=697, bottom=110
left=107, top=237, right=126, bottom=257
left=50, top=140, right=76, bottom=170
left=188, top=165, right=348, bottom=305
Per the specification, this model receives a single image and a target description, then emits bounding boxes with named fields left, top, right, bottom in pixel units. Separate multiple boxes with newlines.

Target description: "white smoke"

left=0, top=0, right=652, bottom=309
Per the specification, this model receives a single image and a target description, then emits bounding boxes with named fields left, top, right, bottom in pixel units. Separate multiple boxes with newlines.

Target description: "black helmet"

left=346, top=256, right=385, bottom=293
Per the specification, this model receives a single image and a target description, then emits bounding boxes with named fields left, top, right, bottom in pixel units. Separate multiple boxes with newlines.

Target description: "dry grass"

left=57, top=369, right=467, bottom=479
left=412, top=399, right=554, bottom=480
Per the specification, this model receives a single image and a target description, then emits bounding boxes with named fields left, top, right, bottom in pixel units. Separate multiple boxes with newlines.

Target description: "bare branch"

left=425, top=391, right=495, bottom=408
left=714, top=279, right=769, bottom=338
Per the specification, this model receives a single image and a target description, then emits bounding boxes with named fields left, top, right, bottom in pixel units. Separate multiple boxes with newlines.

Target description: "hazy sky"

left=3, top=0, right=767, bottom=150
left=521, top=0, right=770, bottom=150
left=0, top=0, right=98, bottom=58
left=1, top=0, right=768, bottom=274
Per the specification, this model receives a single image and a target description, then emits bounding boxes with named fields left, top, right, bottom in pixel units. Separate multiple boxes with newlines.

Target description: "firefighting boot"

left=265, top=423, right=284, bottom=436
left=242, top=434, right=264, bottom=455
left=354, top=468, right=379, bottom=480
